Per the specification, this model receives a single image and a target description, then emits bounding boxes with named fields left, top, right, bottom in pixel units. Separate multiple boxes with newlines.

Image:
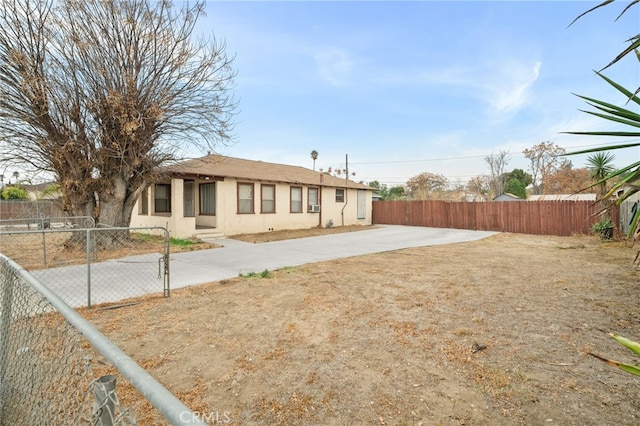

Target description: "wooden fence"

left=372, top=200, right=618, bottom=236
left=0, top=200, right=65, bottom=220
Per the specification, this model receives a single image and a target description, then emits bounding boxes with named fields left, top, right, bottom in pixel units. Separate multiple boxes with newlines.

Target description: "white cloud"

left=485, top=60, right=542, bottom=116
left=366, top=59, right=543, bottom=119
left=314, top=48, right=354, bottom=87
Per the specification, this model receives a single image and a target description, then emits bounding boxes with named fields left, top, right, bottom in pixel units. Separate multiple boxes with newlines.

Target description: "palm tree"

left=310, top=150, right=318, bottom=171
left=586, top=152, right=616, bottom=199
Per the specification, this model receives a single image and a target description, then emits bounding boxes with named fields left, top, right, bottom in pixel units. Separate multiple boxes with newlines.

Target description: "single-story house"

left=493, top=193, right=524, bottom=202
left=131, top=155, right=374, bottom=238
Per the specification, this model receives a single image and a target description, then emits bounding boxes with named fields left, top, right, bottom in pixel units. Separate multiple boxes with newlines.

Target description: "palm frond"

left=564, top=131, right=640, bottom=137
left=567, top=0, right=615, bottom=28
left=616, top=1, right=640, bottom=21
left=595, top=71, right=640, bottom=106
left=601, top=37, right=640, bottom=72
left=565, top=143, right=640, bottom=156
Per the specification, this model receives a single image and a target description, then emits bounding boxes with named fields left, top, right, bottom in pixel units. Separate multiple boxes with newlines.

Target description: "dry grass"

left=72, top=231, right=640, bottom=425
left=230, top=224, right=376, bottom=243
left=0, top=231, right=218, bottom=270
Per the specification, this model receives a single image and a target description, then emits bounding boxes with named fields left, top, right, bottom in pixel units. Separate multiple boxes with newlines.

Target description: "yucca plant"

left=568, top=0, right=640, bottom=380
left=589, top=333, right=640, bottom=376
left=564, top=69, right=640, bottom=238
left=565, top=0, right=640, bottom=238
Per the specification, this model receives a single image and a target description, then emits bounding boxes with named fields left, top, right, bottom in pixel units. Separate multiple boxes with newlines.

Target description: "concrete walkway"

left=170, top=225, right=497, bottom=288
left=31, top=225, right=497, bottom=307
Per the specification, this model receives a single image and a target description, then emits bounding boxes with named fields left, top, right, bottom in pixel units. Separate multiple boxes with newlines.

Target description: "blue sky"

left=197, top=1, right=639, bottom=188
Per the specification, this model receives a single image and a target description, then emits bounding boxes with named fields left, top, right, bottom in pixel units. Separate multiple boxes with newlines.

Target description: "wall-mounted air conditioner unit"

left=310, top=204, right=321, bottom=213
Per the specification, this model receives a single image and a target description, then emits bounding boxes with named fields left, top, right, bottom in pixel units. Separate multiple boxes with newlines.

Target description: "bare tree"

left=466, top=175, right=490, bottom=199
left=406, top=172, right=449, bottom=200
left=0, top=0, right=236, bottom=226
left=523, top=142, right=566, bottom=195
left=484, top=150, right=510, bottom=198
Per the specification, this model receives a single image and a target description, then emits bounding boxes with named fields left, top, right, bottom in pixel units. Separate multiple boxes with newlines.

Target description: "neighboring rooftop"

left=528, top=194, right=596, bottom=201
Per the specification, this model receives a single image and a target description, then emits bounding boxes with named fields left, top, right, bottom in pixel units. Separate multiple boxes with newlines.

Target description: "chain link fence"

left=0, top=215, right=95, bottom=231
left=0, top=254, right=205, bottom=425
left=0, top=226, right=170, bottom=308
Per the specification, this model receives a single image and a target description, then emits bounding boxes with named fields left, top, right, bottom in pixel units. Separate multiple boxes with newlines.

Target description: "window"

left=291, top=186, right=302, bottom=213
left=261, top=184, right=275, bottom=213
left=335, top=188, right=345, bottom=203
left=154, top=184, right=171, bottom=213
left=200, top=182, right=216, bottom=215
left=308, top=187, right=319, bottom=211
left=138, top=187, right=149, bottom=215
left=238, top=182, right=254, bottom=214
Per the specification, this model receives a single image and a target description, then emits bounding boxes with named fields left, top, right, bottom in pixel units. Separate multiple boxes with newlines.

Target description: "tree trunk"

left=98, top=176, right=133, bottom=227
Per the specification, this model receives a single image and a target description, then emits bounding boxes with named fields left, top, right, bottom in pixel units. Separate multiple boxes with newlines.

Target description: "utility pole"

left=341, top=154, right=349, bottom=226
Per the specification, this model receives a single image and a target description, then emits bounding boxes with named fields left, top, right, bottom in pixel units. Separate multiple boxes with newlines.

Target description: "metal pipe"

left=340, top=154, right=349, bottom=226
left=87, top=228, right=92, bottom=308
left=41, top=228, right=47, bottom=266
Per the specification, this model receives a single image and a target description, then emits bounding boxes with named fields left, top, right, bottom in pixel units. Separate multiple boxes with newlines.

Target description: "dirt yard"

left=80, top=229, right=640, bottom=425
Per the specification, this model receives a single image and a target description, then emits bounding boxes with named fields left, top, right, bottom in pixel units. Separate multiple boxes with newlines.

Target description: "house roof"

left=167, top=155, right=372, bottom=190
left=493, top=193, right=523, bottom=201
left=528, top=194, right=596, bottom=201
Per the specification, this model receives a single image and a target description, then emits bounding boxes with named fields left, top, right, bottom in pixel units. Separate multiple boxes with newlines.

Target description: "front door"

left=357, top=190, right=366, bottom=220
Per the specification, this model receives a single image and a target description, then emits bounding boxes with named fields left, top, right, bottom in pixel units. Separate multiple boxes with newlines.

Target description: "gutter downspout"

left=341, top=154, right=349, bottom=227
left=318, top=172, right=323, bottom=227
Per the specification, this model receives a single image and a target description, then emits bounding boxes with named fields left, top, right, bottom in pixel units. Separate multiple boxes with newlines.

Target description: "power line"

left=347, top=139, right=640, bottom=166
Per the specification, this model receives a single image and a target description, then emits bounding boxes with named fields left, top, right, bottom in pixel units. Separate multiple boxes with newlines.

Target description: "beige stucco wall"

left=130, top=178, right=194, bottom=238
left=131, top=176, right=372, bottom=238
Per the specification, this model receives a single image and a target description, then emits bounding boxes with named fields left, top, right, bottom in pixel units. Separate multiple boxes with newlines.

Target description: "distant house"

left=443, top=189, right=487, bottom=202
left=493, top=193, right=524, bottom=202
left=131, top=155, right=373, bottom=238
left=527, top=194, right=596, bottom=201
left=22, top=182, right=62, bottom=200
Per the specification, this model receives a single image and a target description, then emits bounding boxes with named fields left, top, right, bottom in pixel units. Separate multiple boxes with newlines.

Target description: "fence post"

left=87, top=228, right=92, bottom=308
left=0, top=261, right=15, bottom=419
left=93, top=375, right=117, bottom=426
left=41, top=228, right=47, bottom=267
left=164, top=228, right=170, bottom=297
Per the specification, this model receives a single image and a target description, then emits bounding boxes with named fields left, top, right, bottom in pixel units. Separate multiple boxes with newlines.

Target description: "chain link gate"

left=0, top=225, right=170, bottom=308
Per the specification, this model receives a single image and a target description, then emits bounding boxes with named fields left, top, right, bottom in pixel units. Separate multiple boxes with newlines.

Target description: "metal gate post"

left=93, top=375, right=117, bottom=426
left=163, top=228, right=170, bottom=297
left=86, top=228, right=92, bottom=308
